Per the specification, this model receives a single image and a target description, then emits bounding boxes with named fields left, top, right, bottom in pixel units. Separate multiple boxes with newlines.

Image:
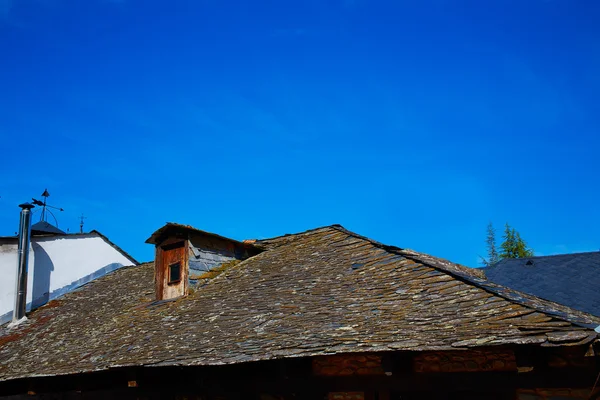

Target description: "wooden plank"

left=160, top=240, right=187, bottom=300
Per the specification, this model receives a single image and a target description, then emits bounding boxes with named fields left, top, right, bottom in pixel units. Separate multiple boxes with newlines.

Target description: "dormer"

left=145, top=223, right=260, bottom=301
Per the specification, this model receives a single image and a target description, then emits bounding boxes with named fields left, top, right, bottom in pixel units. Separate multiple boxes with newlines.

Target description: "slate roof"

left=31, top=221, right=66, bottom=235
left=0, top=225, right=598, bottom=382
left=485, top=251, right=600, bottom=317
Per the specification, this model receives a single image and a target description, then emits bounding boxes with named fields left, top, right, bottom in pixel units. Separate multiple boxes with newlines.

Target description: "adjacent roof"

left=1, top=225, right=598, bottom=382
left=31, top=221, right=66, bottom=235
left=485, top=251, right=600, bottom=317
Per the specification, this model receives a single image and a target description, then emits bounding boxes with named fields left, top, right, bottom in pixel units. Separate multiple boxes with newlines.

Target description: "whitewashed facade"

left=0, top=231, right=137, bottom=324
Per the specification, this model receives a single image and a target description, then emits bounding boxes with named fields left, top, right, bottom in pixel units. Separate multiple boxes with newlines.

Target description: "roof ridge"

left=327, top=226, right=600, bottom=329
left=329, top=225, right=404, bottom=251
left=254, top=224, right=344, bottom=242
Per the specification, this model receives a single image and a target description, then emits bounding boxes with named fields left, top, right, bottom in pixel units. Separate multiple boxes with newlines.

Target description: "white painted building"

left=0, top=230, right=137, bottom=324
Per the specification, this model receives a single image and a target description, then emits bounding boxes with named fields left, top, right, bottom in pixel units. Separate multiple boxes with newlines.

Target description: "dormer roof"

left=145, top=222, right=255, bottom=248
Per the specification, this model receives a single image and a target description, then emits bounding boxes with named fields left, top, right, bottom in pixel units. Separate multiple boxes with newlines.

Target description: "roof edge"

left=252, top=224, right=345, bottom=243
left=89, top=230, right=139, bottom=265
left=146, top=222, right=257, bottom=250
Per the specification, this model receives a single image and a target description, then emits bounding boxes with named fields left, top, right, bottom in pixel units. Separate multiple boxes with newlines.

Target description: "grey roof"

left=31, top=221, right=66, bottom=235
left=485, top=251, right=600, bottom=317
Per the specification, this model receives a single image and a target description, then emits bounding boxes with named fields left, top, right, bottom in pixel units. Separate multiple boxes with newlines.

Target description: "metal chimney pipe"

left=13, top=203, right=35, bottom=323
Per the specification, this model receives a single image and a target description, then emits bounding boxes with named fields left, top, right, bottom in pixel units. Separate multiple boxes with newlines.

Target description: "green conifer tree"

left=480, top=222, right=499, bottom=266
left=499, top=223, right=534, bottom=259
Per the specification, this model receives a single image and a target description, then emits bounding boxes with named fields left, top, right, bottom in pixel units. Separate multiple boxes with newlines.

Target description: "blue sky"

left=0, top=0, right=598, bottom=266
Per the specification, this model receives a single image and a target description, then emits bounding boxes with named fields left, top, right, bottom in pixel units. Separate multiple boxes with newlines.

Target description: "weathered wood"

left=156, top=240, right=188, bottom=300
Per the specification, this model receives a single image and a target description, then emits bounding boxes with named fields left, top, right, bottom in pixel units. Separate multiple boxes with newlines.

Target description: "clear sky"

left=0, top=0, right=598, bottom=267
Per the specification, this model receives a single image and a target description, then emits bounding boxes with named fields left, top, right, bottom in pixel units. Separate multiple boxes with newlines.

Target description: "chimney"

left=12, top=203, right=35, bottom=324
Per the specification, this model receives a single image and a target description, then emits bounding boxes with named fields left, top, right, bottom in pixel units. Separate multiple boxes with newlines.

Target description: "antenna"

left=32, top=189, right=64, bottom=227
left=79, top=214, right=87, bottom=234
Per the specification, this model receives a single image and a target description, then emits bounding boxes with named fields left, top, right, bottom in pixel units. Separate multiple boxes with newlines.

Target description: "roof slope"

left=485, top=251, right=600, bottom=317
left=0, top=226, right=598, bottom=381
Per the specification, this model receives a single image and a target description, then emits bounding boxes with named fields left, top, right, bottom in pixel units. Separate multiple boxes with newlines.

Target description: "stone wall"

left=328, top=392, right=365, bottom=400
left=516, top=388, right=597, bottom=399
left=313, top=350, right=520, bottom=375
left=413, top=349, right=517, bottom=373
left=313, top=354, right=384, bottom=376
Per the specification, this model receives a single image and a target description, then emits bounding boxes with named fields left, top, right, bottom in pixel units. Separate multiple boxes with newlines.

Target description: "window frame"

left=167, top=261, right=182, bottom=285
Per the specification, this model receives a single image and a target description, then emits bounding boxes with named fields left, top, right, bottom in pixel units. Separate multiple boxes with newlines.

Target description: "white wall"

left=0, top=233, right=135, bottom=324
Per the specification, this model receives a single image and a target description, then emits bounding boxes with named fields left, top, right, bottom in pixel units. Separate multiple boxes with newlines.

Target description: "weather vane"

left=79, top=214, right=87, bottom=233
left=32, top=189, right=64, bottom=227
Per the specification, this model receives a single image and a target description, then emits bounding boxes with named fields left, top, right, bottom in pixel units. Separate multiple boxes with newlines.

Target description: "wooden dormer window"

left=146, top=222, right=261, bottom=301
left=153, top=240, right=188, bottom=300
left=168, top=262, right=182, bottom=284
